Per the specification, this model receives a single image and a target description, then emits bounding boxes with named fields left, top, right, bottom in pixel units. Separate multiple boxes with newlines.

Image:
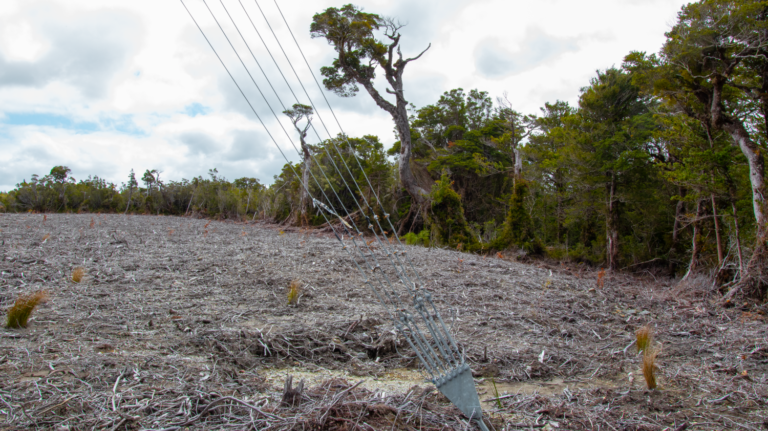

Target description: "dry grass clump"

left=636, top=324, right=652, bottom=353
left=642, top=344, right=661, bottom=390
left=71, top=267, right=86, bottom=283
left=6, top=291, right=48, bottom=328
left=287, top=279, right=301, bottom=306
left=635, top=324, right=661, bottom=389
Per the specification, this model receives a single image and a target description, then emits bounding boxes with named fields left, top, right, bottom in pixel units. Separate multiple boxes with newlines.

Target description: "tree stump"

left=281, top=375, right=304, bottom=407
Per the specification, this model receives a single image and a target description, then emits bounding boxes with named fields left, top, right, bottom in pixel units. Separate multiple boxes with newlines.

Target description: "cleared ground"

left=1, top=213, right=766, bottom=430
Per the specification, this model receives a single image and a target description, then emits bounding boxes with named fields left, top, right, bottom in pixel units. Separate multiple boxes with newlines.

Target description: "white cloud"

left=0, top=0, right=688, bottom=191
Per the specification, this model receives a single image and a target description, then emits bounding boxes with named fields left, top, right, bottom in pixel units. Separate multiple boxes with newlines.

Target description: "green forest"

left=1, top=0, right=766, bottom=299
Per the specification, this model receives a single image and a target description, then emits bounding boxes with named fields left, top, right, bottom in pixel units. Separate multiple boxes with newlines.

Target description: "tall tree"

left=49, top=166, right=71, bottom=211
left=664, top=0, right=766, bottom=236
left=124, top=169, right=138, bottom=215
left=283, top=103, right=314, bottom=224
left=570, top=68, right=655, bottom=269
left=496, top=93, right=537, bottom=181
left=311, top=4, right=430, bottom=205
left=626, top=0, right=767, bottom=295
left=524, top=101, right=575, bottom=244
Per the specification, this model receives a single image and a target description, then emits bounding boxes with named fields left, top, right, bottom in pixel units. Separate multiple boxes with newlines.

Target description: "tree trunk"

left=185, top=185, right=196, bottom=216
left=356, top=61, right=428, bottom=206
left=125, top=185, right=133, bottom=215
left=718, top=119, right=766, bottom=299
left=721, top=117, right=766, bottom=254
left=58, top=183, right=67, bottom=211
left=669, top=188, right=686, bottom=274
left=683, top=199, right=703, bottom=281
left=711, top=194, right=723, bottom=265
left=244, top=189, right=251, bottom=217
left=555, top=172, right=565, bottom=244
left=513, top=148, right=522, bottom=179
left=732, top=200, right=744, bottom=276
left=606, top=174, right=619, bottom=270
left=393, top=103, right=428, bottom=205
left=300, top=138, right=311, bottom=225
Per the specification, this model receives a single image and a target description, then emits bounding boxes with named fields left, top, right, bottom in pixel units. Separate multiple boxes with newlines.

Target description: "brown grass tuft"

left=89, top=217, right=95, bottom=229
left=287, top=279, right=301, bottom=306
left=636, top=324, right=652, bottom=353
left=642, top=344, right=661, bottom=390
left=71, top=267, right=86, bottom=283
left=6, top=291, right=48, bottom=328
left=596, top=268, right=606, bottom=288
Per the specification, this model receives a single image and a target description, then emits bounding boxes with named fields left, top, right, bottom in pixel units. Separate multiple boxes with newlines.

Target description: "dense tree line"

left=1, top=0, right=765, bottom=298
left=0, top=167, right=267, bottom=220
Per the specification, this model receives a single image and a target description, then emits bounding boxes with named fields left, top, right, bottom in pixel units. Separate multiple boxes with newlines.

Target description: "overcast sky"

left=0, top=0, right=690, bottom=191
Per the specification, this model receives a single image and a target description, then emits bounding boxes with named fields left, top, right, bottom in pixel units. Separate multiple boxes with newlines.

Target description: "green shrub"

left=567, top=242, right=602, bottom=265
left=524, top=237, right=545, bottom=256
left=403, top=229, right=431, bottom=246
left=487, top=180, right=532, bottom=251
left=428, top=173, right=479, bottom=250
left=546, top=245, right=567, bottom=260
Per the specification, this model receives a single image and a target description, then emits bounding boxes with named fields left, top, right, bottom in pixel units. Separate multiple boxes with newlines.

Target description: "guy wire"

left=182, top=0, right=460, bottom=369
left=180, top=0, right=404, bottom=325
left=266, top=0, right=429, bottom=291
left=249, top=0, right=422, bottom=292
left=186, top=0, right=448, bottom=366
left=215, top=0, right=415, bottom=292
left=266, top=0, right=462, bottom=361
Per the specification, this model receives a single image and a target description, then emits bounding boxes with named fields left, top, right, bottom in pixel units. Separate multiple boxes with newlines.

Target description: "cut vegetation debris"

left=0, top=214, right=766, bottom=430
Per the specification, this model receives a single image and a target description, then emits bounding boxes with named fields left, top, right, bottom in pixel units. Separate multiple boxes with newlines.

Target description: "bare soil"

left=1, top=213, right=767, bottom=430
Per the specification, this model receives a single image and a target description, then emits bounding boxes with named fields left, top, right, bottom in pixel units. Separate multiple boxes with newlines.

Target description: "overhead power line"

left=179, top=0, right=403, bottom=326
left=182, top=0, right=448, bottom=372
left=177, top=1, right=487, bottom=428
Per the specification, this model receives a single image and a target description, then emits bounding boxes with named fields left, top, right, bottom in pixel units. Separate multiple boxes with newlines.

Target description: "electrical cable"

left=182, top=0, right=452, bottom=370
left=181, top=0, right=461, bottom=373
left=180, top=0, right=400, bottom=324
left=248, top=0, right=422, bottom=294
left=267, top=0, right=461, bottom=361
left=231, top=0, right=420, bottom=299
left=265, top=0, right=432, bottom=295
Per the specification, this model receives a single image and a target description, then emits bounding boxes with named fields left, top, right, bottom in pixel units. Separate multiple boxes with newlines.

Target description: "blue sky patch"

left=2, top=112, right=99, bottom=133
left=1, top=112, right=147, bottom=136
left=184, top=103, right=210, bottom=117
left=100, top=114, right=146, bottom=136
